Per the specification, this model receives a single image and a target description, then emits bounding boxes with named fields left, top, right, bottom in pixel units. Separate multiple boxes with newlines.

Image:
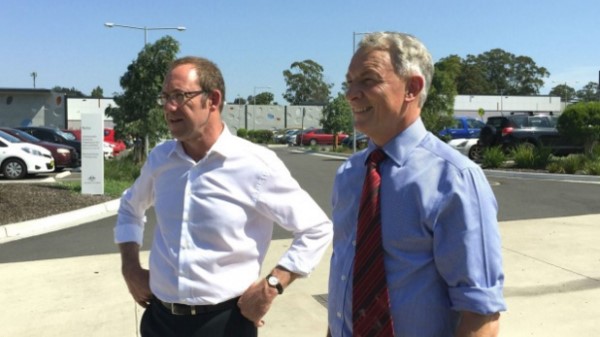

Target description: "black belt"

left=157, top=297, right=240, bottom=316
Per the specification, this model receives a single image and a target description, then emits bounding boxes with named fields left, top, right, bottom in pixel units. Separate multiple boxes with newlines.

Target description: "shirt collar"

left=168, top=123, right=234, bottom=160
left=365, top=117, right=428, bottom=167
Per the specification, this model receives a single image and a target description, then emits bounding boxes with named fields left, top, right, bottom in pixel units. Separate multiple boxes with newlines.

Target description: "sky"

left=1, top=0, right=598, bottom=104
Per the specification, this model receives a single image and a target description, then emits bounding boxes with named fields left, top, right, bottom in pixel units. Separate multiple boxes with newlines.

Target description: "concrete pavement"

left=1, top=173, right=600, bottom=335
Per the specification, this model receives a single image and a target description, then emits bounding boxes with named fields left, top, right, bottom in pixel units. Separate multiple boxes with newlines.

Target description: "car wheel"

left=479, top=125, right=497, bottom=146
left=469, top=144, right=482, bottom=161
left=309, top=139, right=318, bottom=146
left=1, top=158, right=27, bottom=180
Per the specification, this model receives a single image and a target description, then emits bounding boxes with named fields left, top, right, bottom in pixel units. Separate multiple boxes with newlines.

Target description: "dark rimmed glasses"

left=157, top=90, right=208, bottom=106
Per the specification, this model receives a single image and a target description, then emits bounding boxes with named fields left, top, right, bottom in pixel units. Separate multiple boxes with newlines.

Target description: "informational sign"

left=81, top=113, right=104, bottom=195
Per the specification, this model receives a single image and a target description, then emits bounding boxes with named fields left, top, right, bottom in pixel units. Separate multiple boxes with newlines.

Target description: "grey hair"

left=357, top=32, right=434, bottom=108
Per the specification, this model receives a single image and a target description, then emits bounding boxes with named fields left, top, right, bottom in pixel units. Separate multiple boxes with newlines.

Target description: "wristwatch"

left=266, top=274, right=284, bottom=294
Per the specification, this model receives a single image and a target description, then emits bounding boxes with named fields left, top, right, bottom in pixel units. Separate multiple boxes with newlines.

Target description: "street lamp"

left=104, top=22, right=186, bottom=45
left=104, top=22, right=186, bottom=155
left=351, top=31, right=371, bottom=152
left=253, top=86, right=270, bottom=130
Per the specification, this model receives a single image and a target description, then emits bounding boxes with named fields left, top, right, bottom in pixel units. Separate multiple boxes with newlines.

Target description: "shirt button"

left=337, top=312, right=342, bottom=318
left=341, top=275, right=346, bottom=281
left=352, top=240, right=356, bottom=246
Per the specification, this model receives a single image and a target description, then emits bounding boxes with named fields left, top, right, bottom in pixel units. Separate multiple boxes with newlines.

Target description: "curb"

left=0, top=199, right=121, bottom=244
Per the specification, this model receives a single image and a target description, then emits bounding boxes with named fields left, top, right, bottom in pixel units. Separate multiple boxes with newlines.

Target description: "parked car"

left=103, top=128, right=127, bottom=155
left=439, top=116, right=485, bottom=139
left=273, top=128, right=300, bottom=144
left=0, top=130, right=54, bottom=179
left=64, top=128, right=126, bottom=156
left=0, top=127, right=79, bottom=171
left=478, top=113, right=584, bottom=155
left=17, top=126, right=82, bottom=158
left=341, top=132, right=369, bottom=149
left=448, top=138, right=481, bottom=161
left=285, top=129, right=303, bottom=146
left=295, top=128, right=349, bottom=146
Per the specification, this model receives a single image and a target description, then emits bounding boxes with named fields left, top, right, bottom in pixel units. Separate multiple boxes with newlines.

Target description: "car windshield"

left=58, top=130, right=77, bottom=140
left=0, top=130, right=22, bottom=143
left=5, top=128, right=41, bottom=142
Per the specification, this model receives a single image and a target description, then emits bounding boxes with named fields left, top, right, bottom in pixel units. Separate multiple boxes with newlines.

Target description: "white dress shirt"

left=114, top=125, right=332, bottom=305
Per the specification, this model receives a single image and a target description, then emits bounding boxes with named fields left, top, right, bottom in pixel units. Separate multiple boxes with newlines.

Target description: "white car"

left=103, top=141, right=115, bottom=159
left=0, top=130, right=55, bottom=179
left=448, top=138, right=481, bottom=161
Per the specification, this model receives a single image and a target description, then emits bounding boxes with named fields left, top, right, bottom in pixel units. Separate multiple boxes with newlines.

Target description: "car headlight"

left=21, top=147, right=45, bottom=157
left=57, top=148, right=70, bottom=154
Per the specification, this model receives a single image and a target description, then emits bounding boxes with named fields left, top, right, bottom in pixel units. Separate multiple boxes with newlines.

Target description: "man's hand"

left=237, top=278, right=279, bottom=327
left=122, top=264, right=152, bottom=307
left=119, top=242, right=152, bottom=307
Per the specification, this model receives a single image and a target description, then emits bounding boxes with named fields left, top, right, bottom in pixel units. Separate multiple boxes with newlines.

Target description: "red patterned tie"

left=353, top=148, right=394, bottom=337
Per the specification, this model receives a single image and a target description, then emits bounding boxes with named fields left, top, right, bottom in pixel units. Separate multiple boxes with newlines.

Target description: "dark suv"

left=478, top=113, right=583, bottom=155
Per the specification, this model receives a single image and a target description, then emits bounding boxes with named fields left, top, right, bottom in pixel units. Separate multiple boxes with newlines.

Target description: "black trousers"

left=140, top=299, right=257, bottom=337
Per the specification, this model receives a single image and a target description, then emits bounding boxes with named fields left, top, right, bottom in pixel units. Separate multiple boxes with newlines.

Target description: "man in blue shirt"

left=328, top=32, right=506, bottom=336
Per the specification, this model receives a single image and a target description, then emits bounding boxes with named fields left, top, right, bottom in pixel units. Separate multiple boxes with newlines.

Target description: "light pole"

left=552, top=80, right=579, bottom=111
left=30, top=72, right=37, bottom=88
left=104, top=22, right=186, bottom=45
left=253, top=86, right=270, bottom=130
left=350, top=31, right=371, bottom=152
left=104, top=22, right=186, bottom=155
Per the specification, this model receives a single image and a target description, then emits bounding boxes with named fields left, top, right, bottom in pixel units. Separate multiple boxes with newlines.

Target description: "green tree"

left=456, top=49, right=549, bottom=95
left=421, top=60, right=457, bottom=137
left=91, top=86, right=104, bottom=98
left=283, top=60, right=333, bottom=105
left=320, top=92, right=352, bottom=150
left=106, top=36, right=180, bottom=162
left=549, top=84, right=577, bottom=103
left=576, top=82, right=600, bottom=102
left=52, top=86, right=85, bottom=97
left=248, top=92, right=274, bottom=105
left=233, top=97, right=247, bottom=105
left=557, top=101, right=600, bottom=154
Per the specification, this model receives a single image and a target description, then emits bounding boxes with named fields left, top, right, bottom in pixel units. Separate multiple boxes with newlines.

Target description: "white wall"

left=67, top=97, right=116, bottom=129
left=453, top=95, right=562, bottom=119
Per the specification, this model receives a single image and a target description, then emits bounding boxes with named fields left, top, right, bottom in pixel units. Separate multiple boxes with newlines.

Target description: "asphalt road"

left=1, top=147, right=599, bottom=264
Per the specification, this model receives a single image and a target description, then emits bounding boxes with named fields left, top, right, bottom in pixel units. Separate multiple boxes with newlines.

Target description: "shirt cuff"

left=114, top=224, right=144, bottom=246
left=449, top=283, right=507, bottom=315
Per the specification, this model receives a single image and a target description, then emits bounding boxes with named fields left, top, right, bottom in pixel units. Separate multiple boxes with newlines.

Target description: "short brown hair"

left=169, top=56, right=226, bottom=111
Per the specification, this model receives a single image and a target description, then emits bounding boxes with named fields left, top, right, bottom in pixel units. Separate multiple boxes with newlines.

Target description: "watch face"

left=268, top=276, right=279, bottom=286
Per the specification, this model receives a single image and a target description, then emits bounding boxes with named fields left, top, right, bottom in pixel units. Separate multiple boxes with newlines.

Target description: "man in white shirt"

left=114, top=56, right=333, bottom=337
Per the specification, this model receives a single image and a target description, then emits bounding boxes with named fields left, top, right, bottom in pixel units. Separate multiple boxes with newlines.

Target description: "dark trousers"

left=141, top=299, right=257, bottom=337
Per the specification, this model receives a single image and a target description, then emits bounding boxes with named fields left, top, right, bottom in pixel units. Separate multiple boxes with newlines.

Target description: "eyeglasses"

left=157, top=90, right=208, bottom=106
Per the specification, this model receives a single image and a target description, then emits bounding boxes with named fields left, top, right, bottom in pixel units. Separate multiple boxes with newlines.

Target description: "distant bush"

left=237, top=128, right=248, bottom=138
left=547, top=155, right=585, bottom=174
left=247, top=130, right=274, bottom=144
left=481, top=146, right=506, bottom=168
left=511, top=145, right=552, bottom=169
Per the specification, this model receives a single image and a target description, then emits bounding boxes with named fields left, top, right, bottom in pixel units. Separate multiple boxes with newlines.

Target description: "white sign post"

left=81, top=113, right=104, bottom=195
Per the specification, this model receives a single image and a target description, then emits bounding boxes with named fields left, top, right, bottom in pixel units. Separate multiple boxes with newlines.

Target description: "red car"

left=295, top=128, right=349, bottom=146
left=64, top=128, right=127, bottom=156
left=0, top=127, right=79, bottom=171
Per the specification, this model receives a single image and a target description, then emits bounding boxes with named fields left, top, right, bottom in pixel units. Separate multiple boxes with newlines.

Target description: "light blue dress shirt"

left=328, top=118, right=506, bottom=336
left=114, top=125, right=332, bottom=305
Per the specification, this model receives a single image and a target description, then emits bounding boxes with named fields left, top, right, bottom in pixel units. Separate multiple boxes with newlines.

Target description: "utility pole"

left=30, top=72, right=37, bottom=88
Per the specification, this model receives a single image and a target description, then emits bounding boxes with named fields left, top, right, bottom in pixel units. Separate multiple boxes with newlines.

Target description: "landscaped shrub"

left=237, top=128, right=248, bottom=138
left=246, top=129, right=274, bottom=144
left=584, top=160, right=600, bottom=175
left=511, top=145, right=552, bottom=169
left=550, top=155, right=586, bottom=174
left=481, top=146, right=506, bottom=168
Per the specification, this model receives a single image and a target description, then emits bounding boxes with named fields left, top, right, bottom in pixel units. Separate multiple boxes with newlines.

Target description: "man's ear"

left=405, top=75, right=424, bottom=102
left=207, top=90, right=223, bottom=110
